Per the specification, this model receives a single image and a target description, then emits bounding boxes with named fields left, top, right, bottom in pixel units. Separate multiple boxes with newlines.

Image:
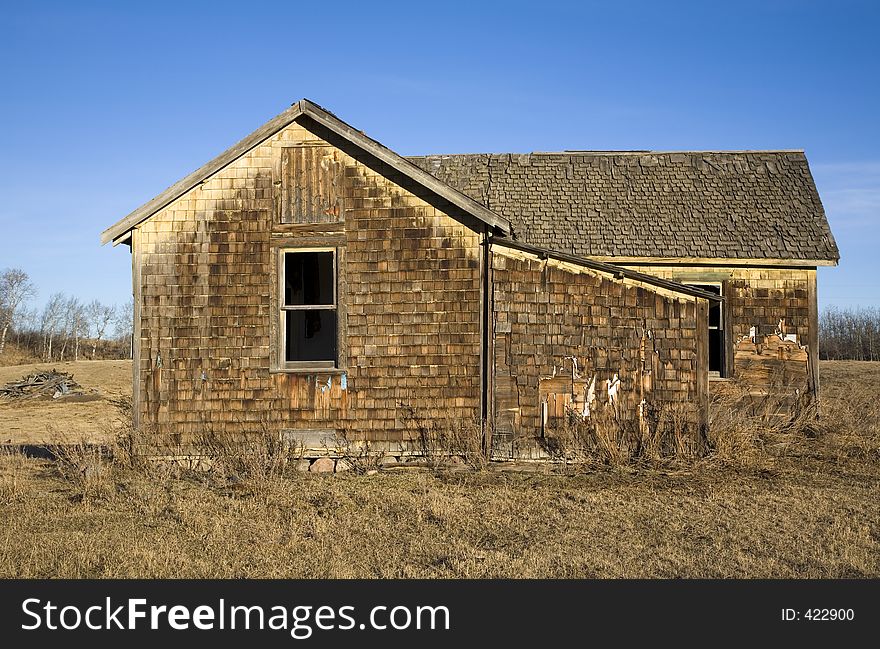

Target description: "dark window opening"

left=708, top=329, right=724, bottom=375
left=689, top=284, right=726, bottom=377
left=281, top=250, right=337, bottom=367
left=285, top=251, right=334, bottom=306
left=285, top=310, right=337, bottom=362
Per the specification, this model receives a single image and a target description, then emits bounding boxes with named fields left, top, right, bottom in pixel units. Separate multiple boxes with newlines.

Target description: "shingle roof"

left=408, top=151, right=839, bottom=263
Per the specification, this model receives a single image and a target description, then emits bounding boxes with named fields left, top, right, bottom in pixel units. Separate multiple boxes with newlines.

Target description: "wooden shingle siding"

left=109, top=101, right=837, bottom=456
left=281, top=145, right=344, bottom=224
left=619, top=265, right=816, bottom=388
left=491, top=248, right=705, bottom=447
left=135, top=121, right=482, bottom=450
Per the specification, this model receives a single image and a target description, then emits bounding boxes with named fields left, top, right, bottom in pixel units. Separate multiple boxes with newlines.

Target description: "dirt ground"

left=0, top=360, right=131, bottom=444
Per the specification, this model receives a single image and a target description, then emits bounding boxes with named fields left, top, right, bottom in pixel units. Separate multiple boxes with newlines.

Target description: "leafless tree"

left=0, top=268, right=37, bottom=355
left=820, top=306, right=880, bottom=361
left=114, top=297, right=134, bottom=359
left=40, top=292, right=66, bottom=361
left=57, top=296, right=88, bottom=361
left=14, top=307, right=38, bottom=347
left=86, top=300, right=116, bottom=359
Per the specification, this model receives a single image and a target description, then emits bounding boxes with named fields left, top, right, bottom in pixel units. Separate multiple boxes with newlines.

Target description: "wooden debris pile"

left=0, top=371, right=84, bottom=401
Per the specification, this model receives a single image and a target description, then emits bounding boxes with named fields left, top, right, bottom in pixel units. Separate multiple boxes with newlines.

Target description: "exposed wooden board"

left=492, top=332, right=518, bottom=442
left=269, top=233, right=347, bottom=247
left=670, top=271, right=734, bottom=282
left=336, top=245, right=349, bottom=372
left=695, top=298, right=709, bottom=431
left=278, top=142, right=332, bottom=148
left=281, top=146, right=344, bottom=224
left=722, top=279, right=735, bottom=378
left=131, top=227, right=142, bottom=431
left=807, top=269, right=819, bottom=396
left=269, top=246, right=281, bottom=372
left=112, top=231, right=132, bottom=247
left=730, top=335, right=810, bottom=400
left=480, top=229, right=494, bottom=452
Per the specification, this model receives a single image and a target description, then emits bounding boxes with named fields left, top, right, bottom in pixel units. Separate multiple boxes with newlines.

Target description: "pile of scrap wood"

left=0, top=370, right=84, bottom=401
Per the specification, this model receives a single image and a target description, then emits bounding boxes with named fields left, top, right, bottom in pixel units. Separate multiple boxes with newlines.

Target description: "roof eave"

left=490, top=237, right=724, bottom=302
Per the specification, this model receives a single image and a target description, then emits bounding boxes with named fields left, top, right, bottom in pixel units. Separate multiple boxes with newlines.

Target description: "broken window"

left=688, top=283, right=727, bottom=377
left=280, top=250, right=337, bottom=368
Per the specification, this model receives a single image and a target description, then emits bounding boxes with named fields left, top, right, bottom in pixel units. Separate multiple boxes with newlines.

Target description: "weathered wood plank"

left=807, top=269, right=819, bottom=396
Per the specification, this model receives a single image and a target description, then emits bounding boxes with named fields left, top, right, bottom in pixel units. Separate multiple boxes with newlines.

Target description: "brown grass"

left=0, top=342, right=42, bottom=367
left=0, top=360, right=877, bottom=578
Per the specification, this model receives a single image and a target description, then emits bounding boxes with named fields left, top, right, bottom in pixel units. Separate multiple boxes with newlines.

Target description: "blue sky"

left=0, top=0, right=877, bottom=311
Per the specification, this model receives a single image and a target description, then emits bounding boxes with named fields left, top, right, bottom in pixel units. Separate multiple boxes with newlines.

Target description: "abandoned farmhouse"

left=100, top=100, right=839, bottom=458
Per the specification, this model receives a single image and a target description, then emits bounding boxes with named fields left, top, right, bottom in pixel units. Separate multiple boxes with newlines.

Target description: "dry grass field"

left=0, top=360, right=877, bottom=578
left=0, top=359, right=131, bottom=444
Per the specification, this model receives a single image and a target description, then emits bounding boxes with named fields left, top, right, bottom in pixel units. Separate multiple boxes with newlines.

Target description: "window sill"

left=708, top=375, right=733, bottom=382
left=269, top=367, right=347, bottom=375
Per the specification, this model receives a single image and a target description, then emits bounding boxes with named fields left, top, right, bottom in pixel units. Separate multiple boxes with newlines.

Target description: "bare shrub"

left=707, top=380, right=819, bottom=467
left=332, top=432, right=384, bottom=475
left=541, top=408, right=618, bottom=466
left=106, top=394, right=148, bottom=470
left=657, top=403, right=705, bottom=460
left=542, top=402, right=703, bottom=466
left=46, top=430, right=115, bottom=503
left=193, top=420, right=289, bottom=484
left=0, top=446, right=29, bottom=503
left=400, top=403, right=487, bottom=470
left=817, top=381, right=880, bottom=461
left=707, top=397, right=767, bottom=468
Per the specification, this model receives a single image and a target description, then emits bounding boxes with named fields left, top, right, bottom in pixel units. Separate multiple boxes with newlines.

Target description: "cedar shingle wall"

left=726, top=270, right=813, bottom=345
left=136, top=122, right=482, bottom=447
left=491, top=249, right=703, bottom=441
left=622, top=266, right=816, bottom=378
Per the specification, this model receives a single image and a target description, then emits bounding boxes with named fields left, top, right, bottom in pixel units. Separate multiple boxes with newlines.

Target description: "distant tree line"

left=819, top=306, right=880, bottom=361
left=0, top=267, right=132, bottom=362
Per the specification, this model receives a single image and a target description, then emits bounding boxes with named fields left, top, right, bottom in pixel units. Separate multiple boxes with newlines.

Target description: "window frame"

left=278, top=247, right=339, bottom=371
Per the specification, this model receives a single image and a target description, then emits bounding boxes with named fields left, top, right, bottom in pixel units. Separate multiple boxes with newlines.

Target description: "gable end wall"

left=134, top=121, right=483, bottom=449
